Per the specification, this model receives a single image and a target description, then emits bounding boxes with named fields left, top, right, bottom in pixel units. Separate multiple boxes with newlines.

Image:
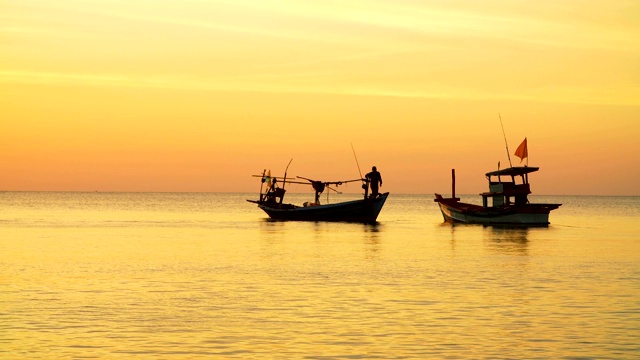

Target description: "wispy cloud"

left=2, top=0, right=638, bottom=107
left=3, top=69, right=638, bottom=107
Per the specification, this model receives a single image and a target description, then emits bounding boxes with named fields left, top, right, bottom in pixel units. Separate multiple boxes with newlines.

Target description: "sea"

left=1, top=192, right=639, bottom=359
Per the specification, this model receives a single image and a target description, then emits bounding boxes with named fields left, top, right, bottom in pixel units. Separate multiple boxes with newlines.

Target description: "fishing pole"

left=282, top=158, right=293, bottom=190
left=350, top=143, right=363, bottom=179
left=351, top=143, right=370, bottom=198
left=499, top=114, right=513, bottom=168
left=278, top=158, right=293, bottom=204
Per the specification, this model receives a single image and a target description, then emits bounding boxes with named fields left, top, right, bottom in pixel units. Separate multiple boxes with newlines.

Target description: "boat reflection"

left=362, top=223, right=382, bottom=260
left=258, top=220, right=385, bottom=261
left=483, top=226, right=530, bottom=255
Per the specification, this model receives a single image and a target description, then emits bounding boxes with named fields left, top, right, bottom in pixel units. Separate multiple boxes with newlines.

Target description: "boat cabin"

left=480, top=166, right=539, bottom=208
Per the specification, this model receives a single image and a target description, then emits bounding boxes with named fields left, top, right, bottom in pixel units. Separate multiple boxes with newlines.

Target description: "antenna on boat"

left=499, top=113, right=513, bottom=168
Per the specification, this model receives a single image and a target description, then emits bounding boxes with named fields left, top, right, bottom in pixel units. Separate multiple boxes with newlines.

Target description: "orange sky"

left=2, top=0, right=639, bottom=195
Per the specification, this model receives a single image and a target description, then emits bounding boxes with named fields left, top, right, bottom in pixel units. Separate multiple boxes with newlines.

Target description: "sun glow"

left=2, top=0, right=639, bottom=194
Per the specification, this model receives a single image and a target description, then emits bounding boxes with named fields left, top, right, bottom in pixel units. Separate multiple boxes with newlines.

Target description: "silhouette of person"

left=365, top=166, right=383, bottom=198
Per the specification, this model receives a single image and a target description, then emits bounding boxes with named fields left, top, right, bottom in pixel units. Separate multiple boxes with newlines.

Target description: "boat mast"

left=499, top=114, right=513, bottom=168
left=259, top=169, right=266, bottom=202
left=452, top=169, right=456, bottom=199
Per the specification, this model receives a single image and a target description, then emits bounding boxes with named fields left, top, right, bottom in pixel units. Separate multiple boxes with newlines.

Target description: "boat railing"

left=488, top=182, right=530, bottom=195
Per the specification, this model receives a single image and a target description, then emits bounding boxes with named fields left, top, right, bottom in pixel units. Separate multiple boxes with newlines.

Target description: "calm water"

left=1, top=192, right=639, bottom=359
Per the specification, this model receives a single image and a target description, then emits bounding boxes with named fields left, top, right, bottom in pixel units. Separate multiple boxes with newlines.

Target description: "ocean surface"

left=1, top=192, right=639, bottom=359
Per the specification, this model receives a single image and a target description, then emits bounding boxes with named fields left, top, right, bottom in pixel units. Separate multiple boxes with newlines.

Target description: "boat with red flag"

left=434, top=134, right=561, bottom=226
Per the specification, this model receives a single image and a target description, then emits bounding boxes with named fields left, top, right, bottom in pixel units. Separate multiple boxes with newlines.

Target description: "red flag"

left=514, top=138, right=528, bottom=162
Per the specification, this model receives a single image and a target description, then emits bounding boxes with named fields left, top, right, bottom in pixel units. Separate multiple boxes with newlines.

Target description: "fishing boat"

left=434, top=131, right=561, bottom=226
left=434, top=166, right=561, bottom=226
left=247, top=162, right=388, bottom=223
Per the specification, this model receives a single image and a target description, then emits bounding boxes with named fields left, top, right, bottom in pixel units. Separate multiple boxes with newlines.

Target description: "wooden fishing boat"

left=247, top=164, right=388, bottom=223
left=434, top=166, right=561, bottom=226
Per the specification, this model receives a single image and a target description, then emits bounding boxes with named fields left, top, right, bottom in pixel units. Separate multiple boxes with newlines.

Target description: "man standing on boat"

left=365, top=166, right=383, bottom=198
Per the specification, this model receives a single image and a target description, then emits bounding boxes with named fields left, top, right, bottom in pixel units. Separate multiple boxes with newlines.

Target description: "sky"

left=2, top=0, right=639, bottom=195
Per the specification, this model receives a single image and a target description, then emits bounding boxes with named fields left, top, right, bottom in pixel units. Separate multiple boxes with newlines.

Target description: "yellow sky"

left=2, top=0, right=639, bottom=195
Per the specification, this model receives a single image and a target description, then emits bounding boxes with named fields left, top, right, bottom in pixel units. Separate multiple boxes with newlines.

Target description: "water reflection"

left=257, top=219, right=385, bottom=262
left=259, top=218, right=287, bottom=233
left=440, top=222, right=471, bottom=253
left=362, top=222, right=381, bottom=237
left=483, top=226, right=530, bottom=255
left=362, top=223, right=382, bottom=260
left=5, top=193, right=640, bottom=359
left=439, top=222, right=532, bottom=255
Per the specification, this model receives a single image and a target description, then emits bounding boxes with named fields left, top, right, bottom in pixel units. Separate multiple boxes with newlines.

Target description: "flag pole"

left=499, top=114, right=513, bottom=168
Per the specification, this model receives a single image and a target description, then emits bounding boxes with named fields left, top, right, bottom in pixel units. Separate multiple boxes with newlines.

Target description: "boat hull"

left=435, top=197, right=559, bottom=226
left=258, top=193, right=389, bottom=223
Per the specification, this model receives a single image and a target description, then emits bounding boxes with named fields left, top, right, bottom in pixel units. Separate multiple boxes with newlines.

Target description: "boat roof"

left=486, top=166, right=539, bottom=177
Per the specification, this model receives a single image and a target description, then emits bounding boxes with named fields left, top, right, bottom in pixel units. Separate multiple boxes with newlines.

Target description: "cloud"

left=2, top=1, right=638, bottom=107
left=2, top=69, right=638, bottom=107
